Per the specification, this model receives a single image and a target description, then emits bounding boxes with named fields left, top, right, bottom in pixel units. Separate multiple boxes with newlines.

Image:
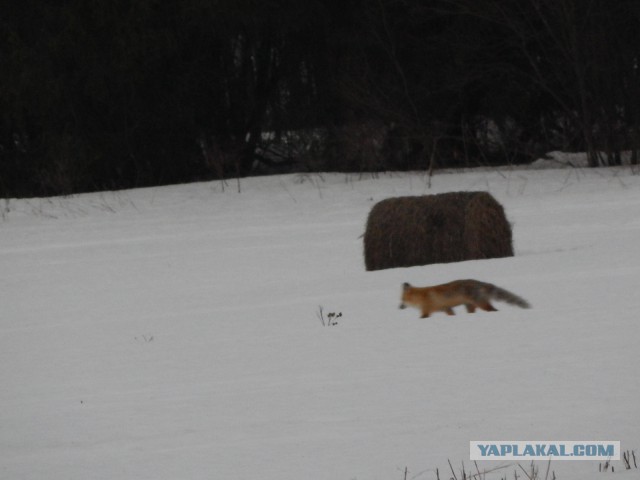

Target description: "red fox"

left=399, top=279, right=530, bottom=318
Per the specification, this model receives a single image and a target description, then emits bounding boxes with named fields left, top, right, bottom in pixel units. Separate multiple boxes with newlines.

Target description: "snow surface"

left=2, top=165, right=640, bottom=480
left=530, top=150, right=636, bottom=169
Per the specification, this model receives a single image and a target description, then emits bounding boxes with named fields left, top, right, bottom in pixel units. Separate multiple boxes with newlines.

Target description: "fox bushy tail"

left=490, top=285, right=531, bottom=309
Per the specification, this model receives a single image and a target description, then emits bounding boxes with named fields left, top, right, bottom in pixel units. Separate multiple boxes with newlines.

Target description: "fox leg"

left=479, top=302, right=498, bottom=312
left=420, top=308, right=430, bottom=318
left=465, top=304, right=476, bottom=313
left=444, top=308, right=455, bottom=316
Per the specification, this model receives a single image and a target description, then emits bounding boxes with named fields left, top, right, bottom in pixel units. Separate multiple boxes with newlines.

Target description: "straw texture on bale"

left=363, top=192, right=513, bottom=271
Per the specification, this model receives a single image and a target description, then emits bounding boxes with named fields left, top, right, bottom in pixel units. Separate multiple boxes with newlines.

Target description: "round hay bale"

left=363, top=192, right=513, bottom=271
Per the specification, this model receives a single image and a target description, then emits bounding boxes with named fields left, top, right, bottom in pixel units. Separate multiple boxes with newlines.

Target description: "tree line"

left=1, top=0, right=639, bottom=197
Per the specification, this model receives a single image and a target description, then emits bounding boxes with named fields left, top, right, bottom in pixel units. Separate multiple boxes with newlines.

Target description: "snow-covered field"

left=2, top=164, right=640, bottom=480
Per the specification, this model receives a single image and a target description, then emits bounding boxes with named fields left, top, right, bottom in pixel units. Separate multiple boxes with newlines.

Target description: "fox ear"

left=402, top=282, right=410, bottom=290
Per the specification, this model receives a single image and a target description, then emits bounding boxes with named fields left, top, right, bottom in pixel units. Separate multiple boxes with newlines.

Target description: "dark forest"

left=1, top=0, right=639, bottom=197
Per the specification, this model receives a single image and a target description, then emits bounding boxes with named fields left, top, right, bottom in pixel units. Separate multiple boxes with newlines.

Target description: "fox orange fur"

left=399, top=279, right=530, bottom=318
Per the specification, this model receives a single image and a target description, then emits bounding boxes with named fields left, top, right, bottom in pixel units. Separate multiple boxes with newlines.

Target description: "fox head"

left=399, top=282, right=411, bottom=309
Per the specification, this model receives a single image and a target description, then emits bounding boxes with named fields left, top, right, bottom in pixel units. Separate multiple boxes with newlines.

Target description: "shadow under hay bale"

left=363, top=192, right=513, bottom=271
